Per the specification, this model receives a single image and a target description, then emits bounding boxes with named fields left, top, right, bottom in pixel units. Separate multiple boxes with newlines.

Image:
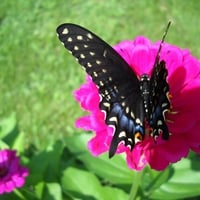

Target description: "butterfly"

left=56, top=22, right=171, bottom=158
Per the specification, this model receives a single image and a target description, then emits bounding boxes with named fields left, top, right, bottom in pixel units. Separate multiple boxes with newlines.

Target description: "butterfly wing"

left=149, top=60, right=170, bottom=140
left=56, top=23, right=145, bottom=157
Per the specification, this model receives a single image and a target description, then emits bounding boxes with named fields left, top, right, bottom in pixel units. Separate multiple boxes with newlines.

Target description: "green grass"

left=1, top=0, right=200, bottom=149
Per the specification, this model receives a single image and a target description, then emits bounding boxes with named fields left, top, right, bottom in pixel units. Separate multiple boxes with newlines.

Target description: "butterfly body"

left=56, top=23, right=171, bottom=158
left=140, top=74, right=151, bottom=120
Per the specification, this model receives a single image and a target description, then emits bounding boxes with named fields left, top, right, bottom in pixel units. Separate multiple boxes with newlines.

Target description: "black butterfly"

left=56, top=22, right=171, bottom=158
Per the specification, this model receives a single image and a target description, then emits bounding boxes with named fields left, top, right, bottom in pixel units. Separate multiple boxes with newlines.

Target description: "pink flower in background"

left=0, top=149, right=29, bottom=194
left=74, top=36, right=200, bottom=171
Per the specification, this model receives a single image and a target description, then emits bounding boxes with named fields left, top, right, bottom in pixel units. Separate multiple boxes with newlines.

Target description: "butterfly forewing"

left=56, top=24, right=139, bottom=84
left=56, top=23, right=145, bottom=157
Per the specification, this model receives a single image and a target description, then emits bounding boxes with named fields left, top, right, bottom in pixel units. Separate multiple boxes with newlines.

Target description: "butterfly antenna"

left=154, top=21, right=171, bottom=64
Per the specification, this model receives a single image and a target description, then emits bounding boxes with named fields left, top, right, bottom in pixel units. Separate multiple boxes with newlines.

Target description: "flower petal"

left=126, top=144, right=147, bottom=171
left=145, top=135, right=189, bottom=170
left=88, top=131, right=109, bottom=156
left=73, top=78, right=99, bottom=111
left=75, top=116, right=93, bottom=131
left=0, top=149, right=29, bottom=194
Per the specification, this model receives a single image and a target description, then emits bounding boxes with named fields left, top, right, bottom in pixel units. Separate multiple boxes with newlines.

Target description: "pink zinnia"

left=74, top=36, right=200, bottom=171
left=0, top=149, right=29, bottom=194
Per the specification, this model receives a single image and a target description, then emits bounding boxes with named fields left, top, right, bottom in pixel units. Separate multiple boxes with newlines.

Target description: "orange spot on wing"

left=135, top=132, right=143, bottom=143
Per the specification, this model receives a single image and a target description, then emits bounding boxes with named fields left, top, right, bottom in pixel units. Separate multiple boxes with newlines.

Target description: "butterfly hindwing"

left=56, top=23, right=145, bottom=156
left=149, top=60, right=170, bottom=139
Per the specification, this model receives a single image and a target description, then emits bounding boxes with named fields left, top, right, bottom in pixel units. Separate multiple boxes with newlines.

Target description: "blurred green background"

left=1, top=0, right=200, bottom=150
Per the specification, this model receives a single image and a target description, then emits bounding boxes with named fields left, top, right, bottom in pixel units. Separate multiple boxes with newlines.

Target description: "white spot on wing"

left=99, top=81, right=104, bottom=86
left=119, top=131, right=126, bottom=138
left=126, top=107, right=130, bottom=114
left=157, top=120, right=163, bottom=126
left=77, top=35, right=83, bottom=40
left=87, top=62, right=92, bottom=67
left=87, top=33, right=93, bottom=39
left=93, top=72, right=98, bottom=77
left=103, top=102, right=110, bottom=108
left=90, top=51, right=95, bottom=56
left=67, top=37, right=73, bottom=42
left=122, top=102, right=125, bottom=107
left=103, top=49, right=107, bottom=57
left=114, top=85, right=118, bottom=92
left=128, top=138, right=133, bottom=144
left=162, top=102, right=168, bottom=108
left=109, top=116, right=118, bottom=123
left=136, top=118, right=142, bottom=125
left=62, top=28, right=69, bottom=34
left=131, top=112, right=135, bottom=119
left=80, top=54, right=85, bottom=59
left=74, top=46, right=79, bottom=50
left=96, top=60, right=101, bottom=65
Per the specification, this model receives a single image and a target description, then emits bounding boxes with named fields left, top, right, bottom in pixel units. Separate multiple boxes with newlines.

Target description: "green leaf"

left=43, top=183, right=62, bottom=200
left=142, top=166, right=172, bottom=195
left=100, top=186, right=128, bottom=200
left=149, top=157, right=200, bottom=200
left=44, top=141, right=64, bottom=180
left=0, top=186, right=37, bottom=200
left=82, top=153, right=135, bottom=184
left=61, top=167, right=103, bottom=199
left=35, top=181, right=45, bottom=199
left=12, top=131, right=25, bottom=153
left=27, top=141, right=64, bottom=184
left=61, top=167, right=128, bottom=200
left=64, top=134, right=135, bottom=184
left=0, top=140, right=9, bottom=149
left=0, top=113, right=16, bottom=138
left=0, top=114, right=25, bottom=152
left=26, top=151, right=50, bottom=184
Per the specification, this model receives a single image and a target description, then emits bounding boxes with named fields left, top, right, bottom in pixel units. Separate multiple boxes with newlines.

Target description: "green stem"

left=129, top=171, right=143, bottom=200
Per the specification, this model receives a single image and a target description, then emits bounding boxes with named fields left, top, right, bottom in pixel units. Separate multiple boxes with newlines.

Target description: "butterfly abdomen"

left=140, top=74, right=151, bottom=121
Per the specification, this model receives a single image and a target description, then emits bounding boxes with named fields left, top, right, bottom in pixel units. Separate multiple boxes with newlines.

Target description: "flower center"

left=0, top=166, right=8, bottom=178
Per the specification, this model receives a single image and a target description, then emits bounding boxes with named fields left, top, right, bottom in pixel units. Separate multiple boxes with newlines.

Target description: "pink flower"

left=74, top=36, right=200, bottom=171
left=0, top=149, right=29, bottom=194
